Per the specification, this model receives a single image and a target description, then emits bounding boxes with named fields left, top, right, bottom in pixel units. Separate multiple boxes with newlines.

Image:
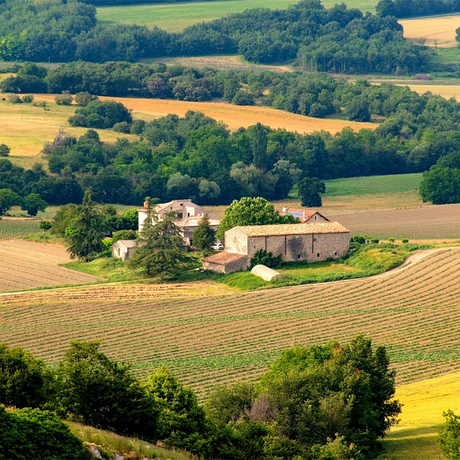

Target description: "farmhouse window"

left=317, top=253, right=320, bottom=257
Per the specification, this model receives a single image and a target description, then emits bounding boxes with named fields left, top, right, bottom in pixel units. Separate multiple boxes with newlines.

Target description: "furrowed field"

left=2, top=247, right=460, bottom=402
left=96, top=0, right=378, bottom=33
left=0, top=239, right=100, bottom=291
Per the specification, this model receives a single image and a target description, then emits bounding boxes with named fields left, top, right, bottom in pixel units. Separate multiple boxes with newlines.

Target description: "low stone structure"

left=202, top=251, right=248, bottom=274
left=112, top=239, right=137, bottom=261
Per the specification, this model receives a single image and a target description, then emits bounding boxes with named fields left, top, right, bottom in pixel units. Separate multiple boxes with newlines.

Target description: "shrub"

left=7, top=94, right=22, bottom=104
left=32, top=101, right=46, bottom=107
left=55, top=91, right=73, bottom=106
left=438, top=410, right=460, bottom=460
left=113, top=121, right=131, bottom=133
left=75, top=92, right=98, bottom=107
left=130, top=119, right=146, bottom=135
left=388, top=237, right=395, bottom=243
left=250, top=249, right=283, bottom=269
left=21, top=94, right=34, bottom=103
left=0, top=406, right=90, bottom=460
left=0, top=144, right=10, bottom=157
left=401, top=238, right=409, bottom=243
left=39, top=220, right=52, bottom=231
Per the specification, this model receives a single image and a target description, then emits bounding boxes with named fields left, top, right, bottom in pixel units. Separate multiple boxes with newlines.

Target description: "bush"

left=250, top=249, right=283, bottom=269
left=438, top=410, right=460, bottom=460
left=69, top=100, right=132, bottom=129
left=388, top=237, right=395, bottom=243
left=21, top=94, right=34, bottom=103
left=55, top=91, right=73, bottom=106
left=130, top=119, right=146, bottom=135
left=75, top=92, right=98, bottom=107
left=401, top=238, right=409, bottom=243
left=113, top=121, right=131, bottom=133
left=39, top=220, right=52, bottom=231
left=0, top=406, right=90, bottom=460
left=7, top=94, right=22, bottom=104
left=0, top=144, right=10, bottom=157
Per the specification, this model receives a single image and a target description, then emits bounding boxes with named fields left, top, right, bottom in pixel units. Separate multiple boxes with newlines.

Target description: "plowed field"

left=0, top=240, right=101, bottom=291
left=1, top=247, right=460, bottom=397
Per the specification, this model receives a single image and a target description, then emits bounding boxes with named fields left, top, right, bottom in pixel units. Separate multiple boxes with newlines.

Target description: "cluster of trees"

left=419, top=151, right=460, bottom=204
left=0, top=335, right=400, bottom=459
left=0, top=189, right=47, bottom=216
left=0, top=0, right=428, bottom=73
left=377, top=0, right=460, bottom=18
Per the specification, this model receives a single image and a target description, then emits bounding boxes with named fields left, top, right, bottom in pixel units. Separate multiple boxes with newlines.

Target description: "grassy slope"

left=96, top=0, right=378, bottom=32
left=378, top=371, right=460, bottom=459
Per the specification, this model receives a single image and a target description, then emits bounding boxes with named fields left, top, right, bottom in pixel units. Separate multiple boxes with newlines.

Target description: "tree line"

left=377, top=0, right=460, bottom=18
left=0, top=0, right=429, bottom=73
left=0, top=335, right=400, bottom=459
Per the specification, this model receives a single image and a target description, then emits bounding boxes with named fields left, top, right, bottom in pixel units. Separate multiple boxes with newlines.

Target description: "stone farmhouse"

left=202, top=221, right=350, bottom=274
left=137, top=199, right=219, bottom=247
left=280, top=207, right=329, bottom=223
left=113, top=200, right=219, bottom=260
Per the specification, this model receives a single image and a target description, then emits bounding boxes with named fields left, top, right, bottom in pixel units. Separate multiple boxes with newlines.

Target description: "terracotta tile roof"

left=280, top=208, right=329, bottom=222
left=175, top=217, right=220, bottom=228
left=202, top=251, right=247, bottom=265
left=231, top=222, right=349, bottom=237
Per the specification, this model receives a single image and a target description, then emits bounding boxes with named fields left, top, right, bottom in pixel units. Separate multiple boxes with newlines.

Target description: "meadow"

left=96, top=0, right=378, bottom=33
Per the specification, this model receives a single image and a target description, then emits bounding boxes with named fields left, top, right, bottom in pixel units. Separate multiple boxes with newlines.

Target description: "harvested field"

left=32, top=94, right=376, bottom=134
left=2, top=247, right=460, bottom=397
left=327, top=202, right=460, bottom=239
left=403, top=83, right=460, bottom=101
left=400, top=14, right=460, bottom=48
left=0, top=239, right=101, bottom=291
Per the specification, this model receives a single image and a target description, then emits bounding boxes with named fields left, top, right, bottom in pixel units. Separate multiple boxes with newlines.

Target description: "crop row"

left=1, top=248, right=460, bottom=396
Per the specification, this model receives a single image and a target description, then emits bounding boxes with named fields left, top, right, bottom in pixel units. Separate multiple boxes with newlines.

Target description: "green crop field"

left=96, top=0, right=378, bottom=32
left=0, top=218, right=42, bottom=240
left=323, top=173, right=423, bottom=197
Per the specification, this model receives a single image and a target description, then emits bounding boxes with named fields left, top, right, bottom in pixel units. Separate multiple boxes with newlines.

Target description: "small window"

left=314, top=216, right=317, bottom=220
left=317, top=253, right=320, bottom=257
left=298, top=254, right=301, bottom=259
left=334, top=251, right=338, bottom=256
left=180, top=203, right=183, bottom=206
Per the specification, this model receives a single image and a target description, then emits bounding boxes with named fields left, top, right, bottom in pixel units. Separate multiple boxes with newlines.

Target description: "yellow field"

left=402, top=83, right=460, bottom=101
left=32, top=94, right=376, bottom=134
left=0, top=239, right=100, bottom=291
left=378, top=371, right=460, bottom=459
left=400, top=14, right=460, bottom=47
left=0, top=99, right=136, bottom=169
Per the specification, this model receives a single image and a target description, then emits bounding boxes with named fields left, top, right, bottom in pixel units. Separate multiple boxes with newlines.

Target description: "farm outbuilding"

left=202, top=221, right=350, bottom=274
left=280, top=207, right=330, bottom=223
left=112, top=239, right=137, bottom=261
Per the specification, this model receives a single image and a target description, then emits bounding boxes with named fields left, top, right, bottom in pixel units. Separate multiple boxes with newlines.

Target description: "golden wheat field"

left=0, top=239, right=100, bottom=291
left=402, top=83, right=460, bottom=101
left=400, top=14, right=460, bottom=47
left=1, top=247, right=460, bottom=398
left=31, top=94, right=377, bottom=134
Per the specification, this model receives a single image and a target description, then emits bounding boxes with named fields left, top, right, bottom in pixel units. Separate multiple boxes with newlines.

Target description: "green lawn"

left=96, top=0, right=378, bottom=32
left=323, top=173, right=423, bottom=197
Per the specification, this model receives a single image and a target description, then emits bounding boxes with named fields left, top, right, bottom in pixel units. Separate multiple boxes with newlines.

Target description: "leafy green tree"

left=420, top=167, right=460, bottom=205
left=438, top=410, right=460, bottom=460
left=131, top=201, right=196, bottom=278
left=51, top=204, right=79, bottom=236
left=297, top=177, right=326, bottom=207
left=0, top=144, right=10, bottom=157
left=144, top=367, right=209, bottom=452
left=75, top=91, right=98, bottom=107
left=55, top=91, right=73, bottom=106
left=251, top=122, right=269, bottom=171
left=216, top=197, right=294, bottom=240
left=56, top=340, right=158, bottom=440
left=0, top=406, right=90, bottom=460
left=66, top=189, right=104, bottom=261
left=0, top=188, right=22, bottom=215
left=0, top=343, right=54, bottom=409
left=192, top=215, right=216, bottom=252
left=21, top=193, right=47, bottom=216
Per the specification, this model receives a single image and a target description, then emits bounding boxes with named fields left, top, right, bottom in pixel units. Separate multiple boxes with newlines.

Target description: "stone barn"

left=202, top=222, right=350, bottom=274
left=112, top=239, right=137, bottom=261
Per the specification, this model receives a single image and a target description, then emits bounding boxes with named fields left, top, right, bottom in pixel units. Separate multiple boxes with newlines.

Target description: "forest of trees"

left=0, top=336, right=400, bottom=459
left=377, top=0, right=460, bottom=18
left=0, top=0, right=429, bottom=73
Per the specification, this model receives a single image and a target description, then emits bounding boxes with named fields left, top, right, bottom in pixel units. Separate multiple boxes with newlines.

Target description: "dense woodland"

left=0, top=336, right=400, bottom=459
left=0, top=0, right=429, bottom=73
left=377, top=0, right=460, bottom=18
